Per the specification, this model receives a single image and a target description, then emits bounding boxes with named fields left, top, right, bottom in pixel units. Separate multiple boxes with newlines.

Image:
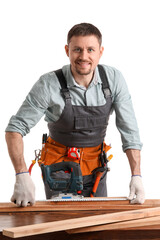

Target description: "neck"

left=75, top=75, right=93, bottom=88
left=71, top=70, right=94, bottom=88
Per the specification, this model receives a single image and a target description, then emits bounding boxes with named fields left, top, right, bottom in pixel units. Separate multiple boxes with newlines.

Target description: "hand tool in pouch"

left=90, top=142, right=113, bottom=197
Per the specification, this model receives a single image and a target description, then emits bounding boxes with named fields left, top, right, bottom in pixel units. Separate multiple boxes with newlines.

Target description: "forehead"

left=69, top=35, right=100, bottom=47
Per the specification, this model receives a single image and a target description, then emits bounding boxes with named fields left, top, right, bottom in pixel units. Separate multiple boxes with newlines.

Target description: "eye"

left=88, top=48, right=94, bottom=52
left=73, top=48, right=81, bottom=52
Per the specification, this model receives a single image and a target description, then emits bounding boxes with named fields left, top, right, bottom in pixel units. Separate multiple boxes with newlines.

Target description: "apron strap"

left=54, top=69, right=71, bottom=100
left=98, top=65, right=112, bottom=99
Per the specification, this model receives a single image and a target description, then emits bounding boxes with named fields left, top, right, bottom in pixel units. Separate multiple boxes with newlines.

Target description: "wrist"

left=15, top=165, right=28, bottom=174
left=131, top=170, right=141, bottom=176
left=132, top=175, right=142, bottom=177
left=16, top=171, right=29, bottom=176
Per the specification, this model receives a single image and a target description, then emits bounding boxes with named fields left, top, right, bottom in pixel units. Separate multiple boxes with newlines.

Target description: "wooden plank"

left=3, top=207, right=160, bottom=238
left=1, top=199, right=160, bottom=212
left=67, top=215, right=160, bottom=234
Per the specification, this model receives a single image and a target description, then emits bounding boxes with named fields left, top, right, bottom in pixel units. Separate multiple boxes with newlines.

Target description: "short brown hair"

left=67, top=23, right=102, bottom=45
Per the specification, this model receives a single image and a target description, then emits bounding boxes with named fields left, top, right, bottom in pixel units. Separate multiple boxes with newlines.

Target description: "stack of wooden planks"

left=2, top=198, right=160, bottom=238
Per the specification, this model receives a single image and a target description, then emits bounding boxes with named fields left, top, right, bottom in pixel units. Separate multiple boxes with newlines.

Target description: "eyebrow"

left=73, top=46, right=96, bottom=49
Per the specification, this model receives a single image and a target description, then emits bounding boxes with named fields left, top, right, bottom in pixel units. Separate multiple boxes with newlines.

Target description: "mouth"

left=76, top=61, right=91, bottom=69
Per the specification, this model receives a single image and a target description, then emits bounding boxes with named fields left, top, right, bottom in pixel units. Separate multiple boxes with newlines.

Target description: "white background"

left=0, top=0, right=160, bottom=202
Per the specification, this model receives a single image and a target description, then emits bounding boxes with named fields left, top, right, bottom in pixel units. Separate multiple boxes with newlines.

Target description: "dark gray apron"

left=45, top=65, right=112, bottom=199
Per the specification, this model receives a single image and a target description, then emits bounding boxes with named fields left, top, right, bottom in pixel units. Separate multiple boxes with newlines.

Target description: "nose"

left=79, top=49, right=88, bottom=60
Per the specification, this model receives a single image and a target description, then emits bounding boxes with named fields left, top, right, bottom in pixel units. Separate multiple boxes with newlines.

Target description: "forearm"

left=125, top=149, right=141, bottom=176
left=5, top=132, right=28, bottom=174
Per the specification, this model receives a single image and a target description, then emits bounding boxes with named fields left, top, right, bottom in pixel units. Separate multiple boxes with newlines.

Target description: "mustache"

left=76, top=60, right=91, bottom=63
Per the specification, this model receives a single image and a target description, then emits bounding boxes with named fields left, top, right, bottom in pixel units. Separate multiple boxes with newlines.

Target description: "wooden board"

left=1, top=199, right=160, bottom=212
left=67, top=215, right=160, bottom=234
left=3, top=207, right=160, bottom=238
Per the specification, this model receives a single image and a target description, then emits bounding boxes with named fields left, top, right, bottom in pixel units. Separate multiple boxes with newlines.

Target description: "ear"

left=99, top=46, right=104, bottom=58
left=65, top=45, right=69, bottom=57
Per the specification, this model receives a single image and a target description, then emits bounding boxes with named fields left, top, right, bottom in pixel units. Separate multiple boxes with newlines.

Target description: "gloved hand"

left=128, top=176, right=145, bottom=204
left=11, top=172, right=35, bottom=207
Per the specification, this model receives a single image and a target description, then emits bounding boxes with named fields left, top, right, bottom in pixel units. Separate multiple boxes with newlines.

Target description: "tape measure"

left=68, top=147, right=80, bottom=160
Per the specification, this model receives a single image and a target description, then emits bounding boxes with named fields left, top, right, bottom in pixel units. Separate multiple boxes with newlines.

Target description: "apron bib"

left=41, top=65, right=112, bottom=198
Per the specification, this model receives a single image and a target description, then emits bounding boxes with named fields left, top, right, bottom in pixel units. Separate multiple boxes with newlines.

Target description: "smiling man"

left=5, top=23, right=144, bottom=207
left=65, top=34, right=104, bottom=87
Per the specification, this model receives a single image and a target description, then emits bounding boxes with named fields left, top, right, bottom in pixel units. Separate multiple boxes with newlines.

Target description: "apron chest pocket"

left=75, top=116, right=107, bottom=130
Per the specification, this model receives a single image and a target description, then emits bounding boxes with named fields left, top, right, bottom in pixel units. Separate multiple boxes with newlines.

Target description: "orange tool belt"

left=40, top=137, right=111, bottom=176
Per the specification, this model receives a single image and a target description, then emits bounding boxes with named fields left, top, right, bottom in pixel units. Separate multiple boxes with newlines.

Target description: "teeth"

left=81, top=64, right=88, bottom=67
left=78, top=62, right=89, bottom=67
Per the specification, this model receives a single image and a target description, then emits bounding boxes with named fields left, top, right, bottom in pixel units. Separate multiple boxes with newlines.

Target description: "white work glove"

left=128, top=176, right=145, bottom=204
left=11, top=172, right=35, bottom=207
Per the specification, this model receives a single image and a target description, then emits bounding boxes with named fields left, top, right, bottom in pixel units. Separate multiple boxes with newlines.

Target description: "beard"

left=75, top=68, right=92, bottom=75
left=75, top=60, right=92, bottom=75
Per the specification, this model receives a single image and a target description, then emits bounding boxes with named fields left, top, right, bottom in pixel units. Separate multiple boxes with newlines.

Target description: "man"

left=5, top=23, right=145, bottom=207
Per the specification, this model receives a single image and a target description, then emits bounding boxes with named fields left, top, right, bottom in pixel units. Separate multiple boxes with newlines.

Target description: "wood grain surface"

left=3, top=207, right=160, bottom=238
left=67, top=215, right=160, bottom=234
left=1, top=200, right=160, bottom=240
left=1, top=198, right=160, bottom=212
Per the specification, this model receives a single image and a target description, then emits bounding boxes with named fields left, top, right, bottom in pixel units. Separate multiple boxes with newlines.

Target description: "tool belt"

left=40, top=136, right=111, bottom=176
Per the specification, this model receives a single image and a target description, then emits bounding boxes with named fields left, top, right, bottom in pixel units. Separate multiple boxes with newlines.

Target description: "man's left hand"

left=128, top=175, right=145, bottom=204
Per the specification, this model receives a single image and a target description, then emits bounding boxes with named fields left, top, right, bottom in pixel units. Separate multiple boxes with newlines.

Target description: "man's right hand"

left=11, top=172, right=35, bottom=207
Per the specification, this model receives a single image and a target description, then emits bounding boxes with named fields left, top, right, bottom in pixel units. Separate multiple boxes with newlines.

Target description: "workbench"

left=1, top=199, right=160, bottom=240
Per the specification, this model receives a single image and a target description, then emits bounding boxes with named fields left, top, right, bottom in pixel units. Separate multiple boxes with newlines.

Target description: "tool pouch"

left=40, top=136, right=111, bottom=176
